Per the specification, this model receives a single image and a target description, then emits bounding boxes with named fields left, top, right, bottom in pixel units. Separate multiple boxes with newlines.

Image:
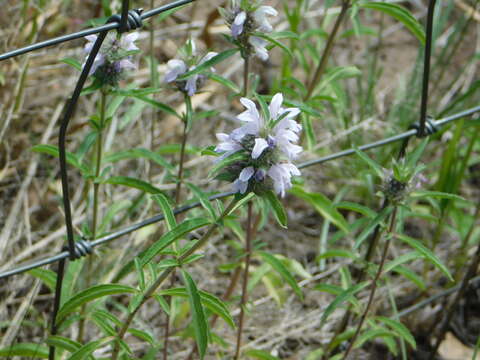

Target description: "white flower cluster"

left=83, top=32, right=139, bottom=85
left=216, top=94, right=302, bottom=197
left=164, top=40, right=217, bottom=96
left=224, top=1, right=277, bottom=60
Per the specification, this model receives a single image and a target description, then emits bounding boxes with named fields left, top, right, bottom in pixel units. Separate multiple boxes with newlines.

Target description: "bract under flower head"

left=83, top=32, right=139, bottom=86
left=222, top=0, right=277, bottom=60
left=215, top=93, right=303, bottom=197
left=164, top=40, right=217, bottom=96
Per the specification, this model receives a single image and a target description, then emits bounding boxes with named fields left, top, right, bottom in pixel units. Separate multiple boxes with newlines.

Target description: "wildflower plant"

left=164, top=39, right=217, bottom=96
left=83, top=32, right=140, bottom=87
left=221, top=0, right=278, bottom=61
left=215, top=93, right=302, bottom=197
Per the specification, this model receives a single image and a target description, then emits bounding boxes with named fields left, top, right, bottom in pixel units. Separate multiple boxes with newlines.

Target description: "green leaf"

left=395, top=233, right=453, bottom=281
left=56, top=284, right=136, bottom=323
left=177, top=49, right=239, bottom=80
left=209, top=74, right=240, bottom=93
left=103, top=148, right=174, bottom=171
left=32, top=144, right=89, bottom=175
left=354, top=206, right=393, bottom=249
left=209, top=152, right=248, bottom=178
left=360, top=2, right=425, bottom=44
left=376, top=316, right=416, bottom=349
left=66, top=337, right=114, bottom=360
left=0, top=343, right=49, bottom=358
left=127, top=328, right=155, bottom=345
left=290, top=185, right=349, bottom=233
left=186, top=183, right=217, bottom=220
left=319, top=282, right=369, bottom=325
left=181, top=270, right=209, bottom=359
left=134, top=95, right=181, bottom=119
left=383, top=251, right=423, bottom=274
left=409, top=191, right=466, bottom=202
left=354, top=328, right=394, bottom=349
left=254, top=32, right=293, bottom=58
left=159, top=287, right=235, bottom=329
left=257, top=251, right=303, bottom=300
left=139, top=218, right=211, bottom=267
left=103, top=176, right=164, bottom=194
left=244, top=349, right=281, bottom=360
left=354, top=147, right=384, bottom=178
left=264, top=191, right=287, bottom=228
left=46, top=335, right=83, bottom=354
left=152, top=193, right=177, bottom=231
left=335, top=201, right=376, bottom=218
left=28, top=268, right=56, bottom=291
left=61, top=57, right=82, bottom=70
left=316, top=249, right=357, bottom=262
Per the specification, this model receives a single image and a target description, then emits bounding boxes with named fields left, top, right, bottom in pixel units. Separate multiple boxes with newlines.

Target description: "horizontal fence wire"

left=0, top=0, right=194, bottom=61
left=0, top=103, right=478, bottom=280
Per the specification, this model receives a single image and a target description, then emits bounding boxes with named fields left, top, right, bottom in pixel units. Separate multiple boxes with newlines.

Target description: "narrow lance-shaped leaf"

left=257, top=251, right=303, bottom=300
left=360, top=2, right=426, bottom=44
left=375, top=316, right=416, bottom=349
left=290, top=185, right=349, bottom=233
left=56, top=284, right=136, bottom=323
left=103, top=176, right=164, bottom=194
left=181, top=270, right=209, bottom=359
left=0, top=343, right=49, bottom=358
left=394, top=233, right=453, bottom=281
left=264, top=191, right=287, bottom=228
left=152, top=193, right=177, bottom=231
left=177, top=49, right=239, bottom=80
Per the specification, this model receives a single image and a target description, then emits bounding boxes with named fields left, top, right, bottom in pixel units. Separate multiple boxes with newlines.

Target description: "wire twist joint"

left=108, top=9, right=144, bottom=33
left=410, top=116, right=438, bottom=138
left=64, top=239, right=93, bottom=260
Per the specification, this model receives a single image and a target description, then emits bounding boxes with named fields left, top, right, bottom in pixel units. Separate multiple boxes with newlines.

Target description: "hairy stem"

left=111, top=199, right=238, bottom=360
left=304, top=0, right=350, bottom=100
left=341, top=207, right=397, bottom=360
left=234, top=201, right=254, bottom=360
left=162, top=94, right=192, bottom=359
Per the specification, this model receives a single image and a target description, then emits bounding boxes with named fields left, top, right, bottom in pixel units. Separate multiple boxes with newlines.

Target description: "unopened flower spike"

left=215, top=93, right=303, bottom=197
left=164, top=39, right=218, bottom=96
left=83, top=32, right=140, bottom=87
left=381, top=159, right=428, bottom=203
left=221, top=0, right=278, bottom=61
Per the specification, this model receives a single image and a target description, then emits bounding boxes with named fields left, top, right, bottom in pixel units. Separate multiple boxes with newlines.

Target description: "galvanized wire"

left=0, top=105, right=478, bottom=280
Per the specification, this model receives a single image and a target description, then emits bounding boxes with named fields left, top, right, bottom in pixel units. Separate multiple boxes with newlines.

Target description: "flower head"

left=221, top=0, right=277, bottom=60
left=381, top=161, right=428, bottom=203
left=164, top=40, right=217, bottom=96
left=83, top=32, right=139, bottom=86
left=215, top=93, right=302, bottom=197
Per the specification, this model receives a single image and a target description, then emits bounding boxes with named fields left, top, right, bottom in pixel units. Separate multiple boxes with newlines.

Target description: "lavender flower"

left=164, top=40, right=217, bottom=96
left=222, top=1, right=278, bottom=60
left=215, top=93, right=302, bottom=197
left=83, top=32, right=139, bottom=86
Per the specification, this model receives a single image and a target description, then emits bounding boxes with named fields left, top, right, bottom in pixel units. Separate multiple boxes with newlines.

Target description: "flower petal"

left=239, top=166, right=255, bottom=181
left=252, top=138, right=269, bottom=159
left=269, top=93, right=283, bottom=120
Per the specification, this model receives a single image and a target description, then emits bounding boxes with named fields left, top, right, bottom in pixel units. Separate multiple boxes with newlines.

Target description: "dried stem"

left=304, top=0, right=350, bottom=100
left=234, top=201, right=254, bottom=360
left=341, top=206, right=397, bottom=360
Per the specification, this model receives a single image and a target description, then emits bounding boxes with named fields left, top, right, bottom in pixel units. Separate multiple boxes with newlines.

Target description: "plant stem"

left=111, top=199, right=238, bottom=360
left=234, top=201, right=254, bottom=360
left=162, top=94, right=192, bottom=359
left=304, top=0, right=350, bottom=100
left=78, top=89, right=107, bottom=343
left=322, top=200, right=388, bottom=359
left=243, top=55, right=249, bottom=97
left=428, top=197, right=480, bottom=360
left=341, top=207, right=398, bottom=360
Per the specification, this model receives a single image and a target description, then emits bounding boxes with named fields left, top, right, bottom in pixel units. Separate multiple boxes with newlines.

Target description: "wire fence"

left=0, top=0, right=479, bottom=358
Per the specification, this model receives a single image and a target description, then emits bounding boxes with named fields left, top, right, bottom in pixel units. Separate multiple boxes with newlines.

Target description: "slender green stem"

left=322, top=201, right=388, bottom=359
left=341, top=207, right=398, bottom=360
left=243, top=55, right=249, bottom=97
left=304, top=0, right=350, bottom=100
left=162, top=94, right=193, bottom=359
left=234, top=201, right=254, bottom=360
left=111, top=199, right=238, bottom=360
left=149, top=0, right=156, bottom=181
left=78, top=89, right=107, bottom=343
